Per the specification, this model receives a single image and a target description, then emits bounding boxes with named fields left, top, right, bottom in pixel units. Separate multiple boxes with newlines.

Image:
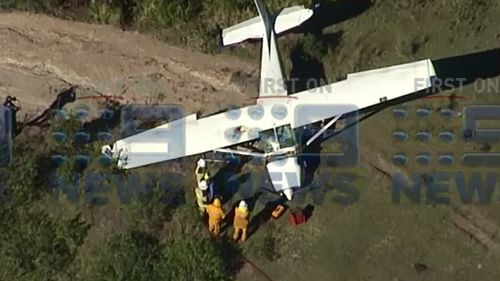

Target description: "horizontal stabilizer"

left=221, top=6, right=313, bottom=46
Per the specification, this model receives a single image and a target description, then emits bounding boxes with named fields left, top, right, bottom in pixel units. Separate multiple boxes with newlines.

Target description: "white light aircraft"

left=102, top=0, right=436, bottom=200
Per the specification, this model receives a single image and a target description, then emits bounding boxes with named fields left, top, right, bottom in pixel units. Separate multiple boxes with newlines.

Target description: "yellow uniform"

left=194, top=159, right=210, bottom=214
left=194, top=187, right=208, bottom=213
left=195, top=166, right=209, bottom=186
left=233, top=208, right=249, bottom=241
left=207, top=203, right=225, bottom=235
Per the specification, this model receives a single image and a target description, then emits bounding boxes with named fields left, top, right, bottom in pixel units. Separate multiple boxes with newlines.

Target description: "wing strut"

left=305, top=115, right=342, bottom=146
left=214, top=148, right=266, bottom=158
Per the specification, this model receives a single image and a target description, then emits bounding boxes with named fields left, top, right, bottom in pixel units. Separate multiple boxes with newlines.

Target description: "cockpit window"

left=259, top=124, right=296, bottom=153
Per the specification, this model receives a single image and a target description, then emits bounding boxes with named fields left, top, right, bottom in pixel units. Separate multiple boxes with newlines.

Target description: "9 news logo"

left=50, top=104, right=186, bottom=168
left=391, top=105, right=500, bottom=167
left=391, top=104, right=500, bottom=205
left=48, top=104, right=186, bottom=205
left=45, top=103, right=361, bottom=205
left=5, top=100, right=500, bottom=206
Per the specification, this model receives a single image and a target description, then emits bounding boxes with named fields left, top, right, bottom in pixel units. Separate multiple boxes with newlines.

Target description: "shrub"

left=135, top=0, right=203, bottom=30
left=85, top=231, right=161, bottom=281
left=0, top=207, right=90, bottom=280
left=300, top=33, right=328, bottom=59
left=159, top=235, right=229, bottom=281
left=85, top=230, right=229, bottom=281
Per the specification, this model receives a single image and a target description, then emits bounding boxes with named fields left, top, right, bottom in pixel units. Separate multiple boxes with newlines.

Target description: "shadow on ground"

left=296, top=0, right=372, bottom=35
left=323, top=48, right=500, bottom=142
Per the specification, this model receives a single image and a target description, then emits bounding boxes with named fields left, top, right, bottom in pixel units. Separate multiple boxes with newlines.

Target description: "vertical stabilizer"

left=254, top=0, right=288, bottom=98
left=254, top=0, right=273, bottom=54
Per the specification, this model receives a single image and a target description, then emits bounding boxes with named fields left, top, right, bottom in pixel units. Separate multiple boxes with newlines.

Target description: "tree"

left=159, top=235, right=229, bottom=281
left=0, top=207, right=90, bottom=281
left=85, top=231, right=161, bottom=281
left=85, top=230, right=229, bottom=281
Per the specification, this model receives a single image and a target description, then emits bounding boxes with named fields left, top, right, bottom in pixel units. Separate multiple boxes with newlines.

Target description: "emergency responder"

left=206, top=198, right=225, bottom=236
left=233, top=200, right=249, bottom=242
left=195, top=158, right=210, bottom=186
left=195, top=180, right=209, bottom=213
left=199, top=179, right=215, bottom=202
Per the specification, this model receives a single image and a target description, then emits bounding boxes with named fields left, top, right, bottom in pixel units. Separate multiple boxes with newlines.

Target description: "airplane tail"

left=221, top=1, right=313, bottom=47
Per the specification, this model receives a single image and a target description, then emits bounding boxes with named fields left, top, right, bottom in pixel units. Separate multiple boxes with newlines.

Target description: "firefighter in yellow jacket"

left=194, top=158, right=211, bottom=214
left=195, top=180, right=209, bottom=213
left=233, top=200, right=250, bottom=242
left=206, top=198, right=225, bottom=235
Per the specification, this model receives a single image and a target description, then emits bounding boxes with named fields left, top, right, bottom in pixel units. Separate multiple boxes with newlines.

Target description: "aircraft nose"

left=283, top=188, right=294, bottom=200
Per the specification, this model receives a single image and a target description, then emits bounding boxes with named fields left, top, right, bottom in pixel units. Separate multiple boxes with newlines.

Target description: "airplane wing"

left=289, top=59, right=437, bottom=128
left=264, top=58, right=436, bottom=200
left=108, top=104, right=292, bottom=169
left=106, top=59, right=436, bottom=169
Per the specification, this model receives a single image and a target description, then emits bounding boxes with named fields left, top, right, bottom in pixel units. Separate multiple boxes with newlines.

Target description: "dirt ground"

left=2, top=1, right=500, bottom=280
left=0, top=12, right=259, bottom=119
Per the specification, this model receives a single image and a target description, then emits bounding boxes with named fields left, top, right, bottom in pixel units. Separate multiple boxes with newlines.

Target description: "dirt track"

left=0, top=13, right=259, bottom=117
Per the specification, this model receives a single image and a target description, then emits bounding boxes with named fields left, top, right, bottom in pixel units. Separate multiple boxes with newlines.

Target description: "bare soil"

left=0, top=12, right=258, bottom=118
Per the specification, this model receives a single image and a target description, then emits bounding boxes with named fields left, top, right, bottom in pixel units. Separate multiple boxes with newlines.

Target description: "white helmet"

left=199, top=180, right=208, bottom=191
left=101, top=145, right=112, bottom=156
left=197, top=158, right=206, bottom=168
left=239, top=200, right=247, bottom=209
